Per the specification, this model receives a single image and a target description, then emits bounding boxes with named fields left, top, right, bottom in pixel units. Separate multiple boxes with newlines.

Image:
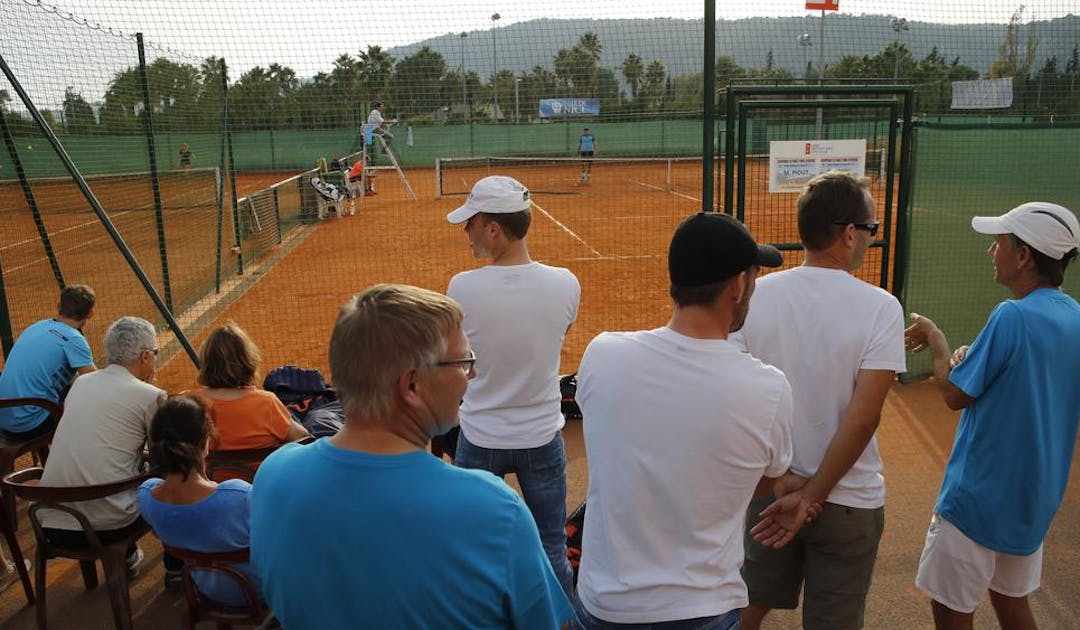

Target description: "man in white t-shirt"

left=446, top=175, right=581, bottom=597
left=732, top=170, right=906, bottom=630
left=572, top=212, right=794, bottom=629
left=366, top=101, right=395, bottom=147
left=39, top=316, right=167, bottom=578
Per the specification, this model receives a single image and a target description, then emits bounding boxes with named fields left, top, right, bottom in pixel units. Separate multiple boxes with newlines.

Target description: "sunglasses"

left=833, top=221, right=880, bottom=237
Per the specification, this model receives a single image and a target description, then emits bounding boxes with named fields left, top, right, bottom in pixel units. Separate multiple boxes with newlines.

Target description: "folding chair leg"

left=35, top=550, right=48, bottom=630
left=0, top=508, right=33, bottom=603
left=79, top=560, right=99, bottom=589
left=102, top=549, right=135, bottom=630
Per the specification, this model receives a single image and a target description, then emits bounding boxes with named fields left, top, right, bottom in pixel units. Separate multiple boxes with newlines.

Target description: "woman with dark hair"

left=137, top=395, right=261, bottom=606
left=193, top=322, right=308, bottom=451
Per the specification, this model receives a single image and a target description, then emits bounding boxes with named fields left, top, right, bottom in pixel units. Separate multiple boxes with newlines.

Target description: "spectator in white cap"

left=445, top=175, right=580, bottom=597
left=905, top=201, right=1080, bottom=630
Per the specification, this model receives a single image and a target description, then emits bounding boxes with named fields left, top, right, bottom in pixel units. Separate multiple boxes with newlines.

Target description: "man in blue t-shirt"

left=905, top=202, right=1080, bottom=629
left=0, top=284, right=96, bottom=438
left=250, top=284, right=572, bottom=630
left=577, top=127, right=597, bottom=182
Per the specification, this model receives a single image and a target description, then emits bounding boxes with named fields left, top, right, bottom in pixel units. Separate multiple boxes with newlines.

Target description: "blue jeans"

left=455, top=431, right=574, bottom=598
left=570, top=598, right=741, bottom=630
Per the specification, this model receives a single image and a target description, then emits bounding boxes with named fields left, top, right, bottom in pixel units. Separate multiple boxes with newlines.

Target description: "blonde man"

left=251, top=284, right=571, bottom=629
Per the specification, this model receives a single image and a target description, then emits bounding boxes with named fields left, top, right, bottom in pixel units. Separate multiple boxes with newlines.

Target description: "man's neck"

left=331, top=417, right=428, bottom=455
left=668, top=304, right=733, bottom=340
left=490, top=239, right=532, bottom=266
left=803, top=248, right=851, bottom=271
left=1009, top=275, right=1057, bottom=299
left=54, top=315, right=84, bottom=330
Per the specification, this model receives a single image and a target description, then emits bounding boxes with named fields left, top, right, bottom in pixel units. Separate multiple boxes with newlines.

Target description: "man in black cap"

left=571, top=212, right=796, bottom=630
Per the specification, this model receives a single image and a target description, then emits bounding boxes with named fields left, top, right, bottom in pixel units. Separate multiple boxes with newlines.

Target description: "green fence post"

left=215, top=58, right=228, bottom=294
left=0, top=111, right=64, bottom=290
left=702, top=0, right=716, bottom=211
left=0, top=255, right=12, bottom=358
left=222, top=60, right=244, bottom=275
left=136, top=33, right=173, bottom=313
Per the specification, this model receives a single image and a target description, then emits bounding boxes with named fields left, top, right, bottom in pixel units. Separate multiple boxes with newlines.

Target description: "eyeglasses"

left=833, top=221, right=880, bottom=237
left=144, top=347, right=160, bottom=356
left=435, top=349, right=476, bottom=374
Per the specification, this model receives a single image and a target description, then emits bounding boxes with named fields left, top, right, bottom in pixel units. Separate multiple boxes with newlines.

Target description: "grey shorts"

left=742, top=496, right=885, bottom=630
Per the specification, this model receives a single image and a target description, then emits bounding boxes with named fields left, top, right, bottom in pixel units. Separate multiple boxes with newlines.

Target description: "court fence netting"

left=1, top=0, right=1079, bottom=388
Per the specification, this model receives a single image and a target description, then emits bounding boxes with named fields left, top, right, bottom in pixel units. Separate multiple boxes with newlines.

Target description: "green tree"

left=62, top=87, right=96, bottom=134
left=99, top=68, right=142, bottom=134
left=0, top=89, right=10, bottom=113
left=392, top=46, right=447, bottom=117
left=359, top=45, right=396, bottom=102
left=621, top=53, right=644, bottom=99
left=989, top=5, right=1038, bottom=80
left=638, top=60, right=667, bottom=110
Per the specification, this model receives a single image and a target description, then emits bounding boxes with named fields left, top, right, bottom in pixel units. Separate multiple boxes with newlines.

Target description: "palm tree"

left=621, top=53, right=644, bottom=100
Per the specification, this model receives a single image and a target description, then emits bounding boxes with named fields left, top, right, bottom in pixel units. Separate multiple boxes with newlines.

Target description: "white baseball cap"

left=972, top=202, right=1080, bottom=260
left=446, top=175, right=532, bottom=224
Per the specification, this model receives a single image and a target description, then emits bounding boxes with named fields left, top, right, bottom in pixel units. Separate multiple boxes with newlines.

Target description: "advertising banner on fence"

left=538, top=98, right=600, bottom=118
left=951, top=77, right=1013, bottom=109
left=769, top=139, right=867, bottom=193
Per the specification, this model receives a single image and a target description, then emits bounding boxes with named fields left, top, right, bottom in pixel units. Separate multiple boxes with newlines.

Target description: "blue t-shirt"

left=940, top=288, right=1080, bottom=555
left=251, top=440, right=572, bottom=630
left=579, top=134, right=595, bottom=153
left=0, top=318, right=93, bottom=432
left=137, top=478, right=259, bottom=607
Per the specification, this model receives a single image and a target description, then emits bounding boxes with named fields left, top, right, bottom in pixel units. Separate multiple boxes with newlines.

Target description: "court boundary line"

left=631, top=180, right=702, bottom=204
left=530, top=200, right=603, bottom=258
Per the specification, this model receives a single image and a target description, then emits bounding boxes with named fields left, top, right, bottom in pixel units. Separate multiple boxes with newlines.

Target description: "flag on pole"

left=806, top=0, right=838, bottom=10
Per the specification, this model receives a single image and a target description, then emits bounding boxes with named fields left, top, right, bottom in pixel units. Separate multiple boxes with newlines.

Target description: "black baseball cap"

left=669, top=212, right=782, bottom=287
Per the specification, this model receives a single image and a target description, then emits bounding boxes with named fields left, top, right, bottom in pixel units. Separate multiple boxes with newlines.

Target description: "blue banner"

left=538, top=98, right=600, bottom=118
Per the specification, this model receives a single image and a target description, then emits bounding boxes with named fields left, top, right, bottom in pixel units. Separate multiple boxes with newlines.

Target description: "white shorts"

left=915, top=513, right=1042, bottom=613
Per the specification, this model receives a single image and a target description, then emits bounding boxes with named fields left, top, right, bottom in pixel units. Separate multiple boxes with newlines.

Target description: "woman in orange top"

left=195, top=322, right=309, bottom=451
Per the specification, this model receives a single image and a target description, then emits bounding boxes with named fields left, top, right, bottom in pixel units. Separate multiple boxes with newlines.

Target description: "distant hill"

left=389, top=14, right=1080, bottom=79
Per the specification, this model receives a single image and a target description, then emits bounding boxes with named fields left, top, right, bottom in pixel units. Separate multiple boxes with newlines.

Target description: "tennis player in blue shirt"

left=578, top=128, right=597, bottom=182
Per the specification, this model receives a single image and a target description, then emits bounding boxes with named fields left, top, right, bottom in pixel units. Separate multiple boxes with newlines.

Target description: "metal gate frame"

left=721, top=86, right=915, bottom=298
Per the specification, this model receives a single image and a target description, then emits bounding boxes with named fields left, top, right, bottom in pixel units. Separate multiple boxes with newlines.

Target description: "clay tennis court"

left=3, top=161, right=1074, bottom=628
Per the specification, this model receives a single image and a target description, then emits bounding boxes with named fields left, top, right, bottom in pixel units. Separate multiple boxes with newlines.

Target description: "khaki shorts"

left=742, top=496, right=884, bottom=630
left=915, top=513, right=1042, bottom=614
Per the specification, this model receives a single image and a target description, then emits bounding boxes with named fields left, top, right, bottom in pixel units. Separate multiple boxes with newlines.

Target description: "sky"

left=2, top=0, right=1078, bottom=107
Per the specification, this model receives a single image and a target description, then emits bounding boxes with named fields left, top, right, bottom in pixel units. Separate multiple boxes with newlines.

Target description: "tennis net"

left=0, top=167, right=220, bottom=215
left=435, top=156, right=713, bottom=198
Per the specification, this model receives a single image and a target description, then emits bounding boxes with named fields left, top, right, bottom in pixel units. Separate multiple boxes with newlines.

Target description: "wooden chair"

left=0, top=397, right=61, bottom=604
left=2, top=467, right=150, bottom=630
left=162, top=545, right=267, bottom=630
left=206, top=437, right=315, bottom=484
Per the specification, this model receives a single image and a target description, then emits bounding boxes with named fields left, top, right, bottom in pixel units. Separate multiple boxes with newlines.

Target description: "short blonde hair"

left=197, top=321, right=262, bottom=388
left=330, top=284, right=463, bottom=419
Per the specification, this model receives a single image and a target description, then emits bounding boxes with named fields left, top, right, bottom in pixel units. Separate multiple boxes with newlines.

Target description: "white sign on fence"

left=768, top=139, right=867, bottom=193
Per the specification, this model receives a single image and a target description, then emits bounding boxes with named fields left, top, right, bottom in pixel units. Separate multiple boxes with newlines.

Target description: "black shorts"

left=579, top=151, right=594, bottom=159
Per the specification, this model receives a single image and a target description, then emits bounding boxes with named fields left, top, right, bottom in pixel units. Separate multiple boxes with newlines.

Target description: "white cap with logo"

left=971, top=201, right=1080, bottom=260
left=446, top=175, right=532, bottom=224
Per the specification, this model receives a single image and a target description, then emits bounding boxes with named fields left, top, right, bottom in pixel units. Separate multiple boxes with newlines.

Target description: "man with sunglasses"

left=446, top=175, right=581, bottom=598
left=905, top=202, right=1080, bottom=630
left=732, top=170, right=906, bottom=630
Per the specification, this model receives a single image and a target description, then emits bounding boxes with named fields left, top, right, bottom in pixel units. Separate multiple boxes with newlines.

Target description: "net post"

left=214, top=163, right=224, bottom=294
left=137, top=33, right=174, bottom=313
left=435, top=158, right=443, bottom=199
left=666, top=159, right=672, bottom=192
left=221, top=59, right=244, bottom=275
left=273, top=186, right=282, bottom=243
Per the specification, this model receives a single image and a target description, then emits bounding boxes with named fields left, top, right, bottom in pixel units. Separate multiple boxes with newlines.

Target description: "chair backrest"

left=206, top=437, right=315, bottom=483
left=0, top=397, right=61, bottom=418
left=0, top=398, right=61, bottom=449
left=162, top=544, right=267, bottom=624
left=3, top=467, right=150, bottom=553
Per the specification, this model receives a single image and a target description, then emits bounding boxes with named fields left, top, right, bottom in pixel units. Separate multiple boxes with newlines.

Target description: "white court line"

left=631, top=180, right=702, bottom=203
left=567, top=254, right=661, bottom=262
left=0, top=209, right=136, bottom=252
left=577, top=214, right=680, bottom=221
left=530, top=201, right=603, bottom=258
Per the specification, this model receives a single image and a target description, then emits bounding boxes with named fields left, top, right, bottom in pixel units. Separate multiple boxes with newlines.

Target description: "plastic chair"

left=0, top=397, right=61, bottom=604
left=162, top=545, right=267, bottom=630
left=3, top=467, right=150, bottom=630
